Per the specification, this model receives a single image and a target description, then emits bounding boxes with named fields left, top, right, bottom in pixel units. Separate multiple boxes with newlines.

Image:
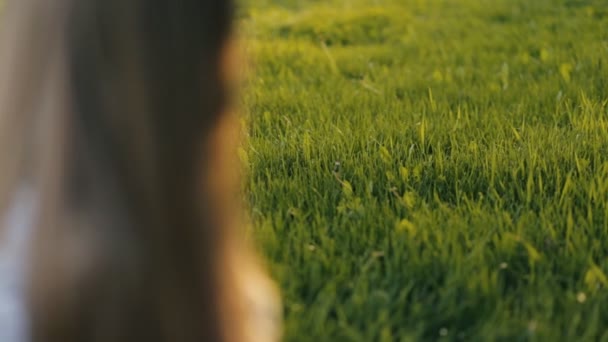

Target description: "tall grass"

left=241, top=0, right=608, bottom=340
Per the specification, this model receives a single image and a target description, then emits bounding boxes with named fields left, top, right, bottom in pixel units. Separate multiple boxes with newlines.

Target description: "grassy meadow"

left=239, top=0, right=608, bottom=340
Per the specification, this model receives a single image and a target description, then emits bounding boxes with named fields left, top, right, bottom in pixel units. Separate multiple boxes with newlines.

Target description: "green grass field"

left=239, top=0, right=608, bottom=340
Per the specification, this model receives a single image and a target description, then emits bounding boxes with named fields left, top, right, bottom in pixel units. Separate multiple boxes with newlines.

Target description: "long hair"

left=0, top=0, right=260, bottom=341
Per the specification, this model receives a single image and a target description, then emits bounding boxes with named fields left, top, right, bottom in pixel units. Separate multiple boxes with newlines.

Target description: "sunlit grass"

left=241, top=0, right=608, bottom=340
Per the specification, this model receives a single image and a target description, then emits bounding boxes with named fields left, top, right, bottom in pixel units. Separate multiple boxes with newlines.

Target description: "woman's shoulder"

left=230, top=247, right=282, bottom=342
left=242, top=265, right=282, bottom=342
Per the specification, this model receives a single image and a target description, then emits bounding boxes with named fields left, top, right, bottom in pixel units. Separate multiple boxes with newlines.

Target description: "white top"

left=0, top=189, right=281, bottom=342
left=0, top=187, right=35, bottom=342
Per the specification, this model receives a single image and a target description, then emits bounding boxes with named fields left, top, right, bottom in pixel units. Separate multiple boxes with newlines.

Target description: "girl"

left=0, top=0, right=280, bottom=341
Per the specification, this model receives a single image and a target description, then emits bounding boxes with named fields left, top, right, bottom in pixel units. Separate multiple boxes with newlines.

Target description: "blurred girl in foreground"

left=0, top=0, right=280, bottom=341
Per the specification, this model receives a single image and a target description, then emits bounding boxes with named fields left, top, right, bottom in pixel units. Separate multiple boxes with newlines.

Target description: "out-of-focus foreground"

left=240, top=0, right=608, bottom=340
